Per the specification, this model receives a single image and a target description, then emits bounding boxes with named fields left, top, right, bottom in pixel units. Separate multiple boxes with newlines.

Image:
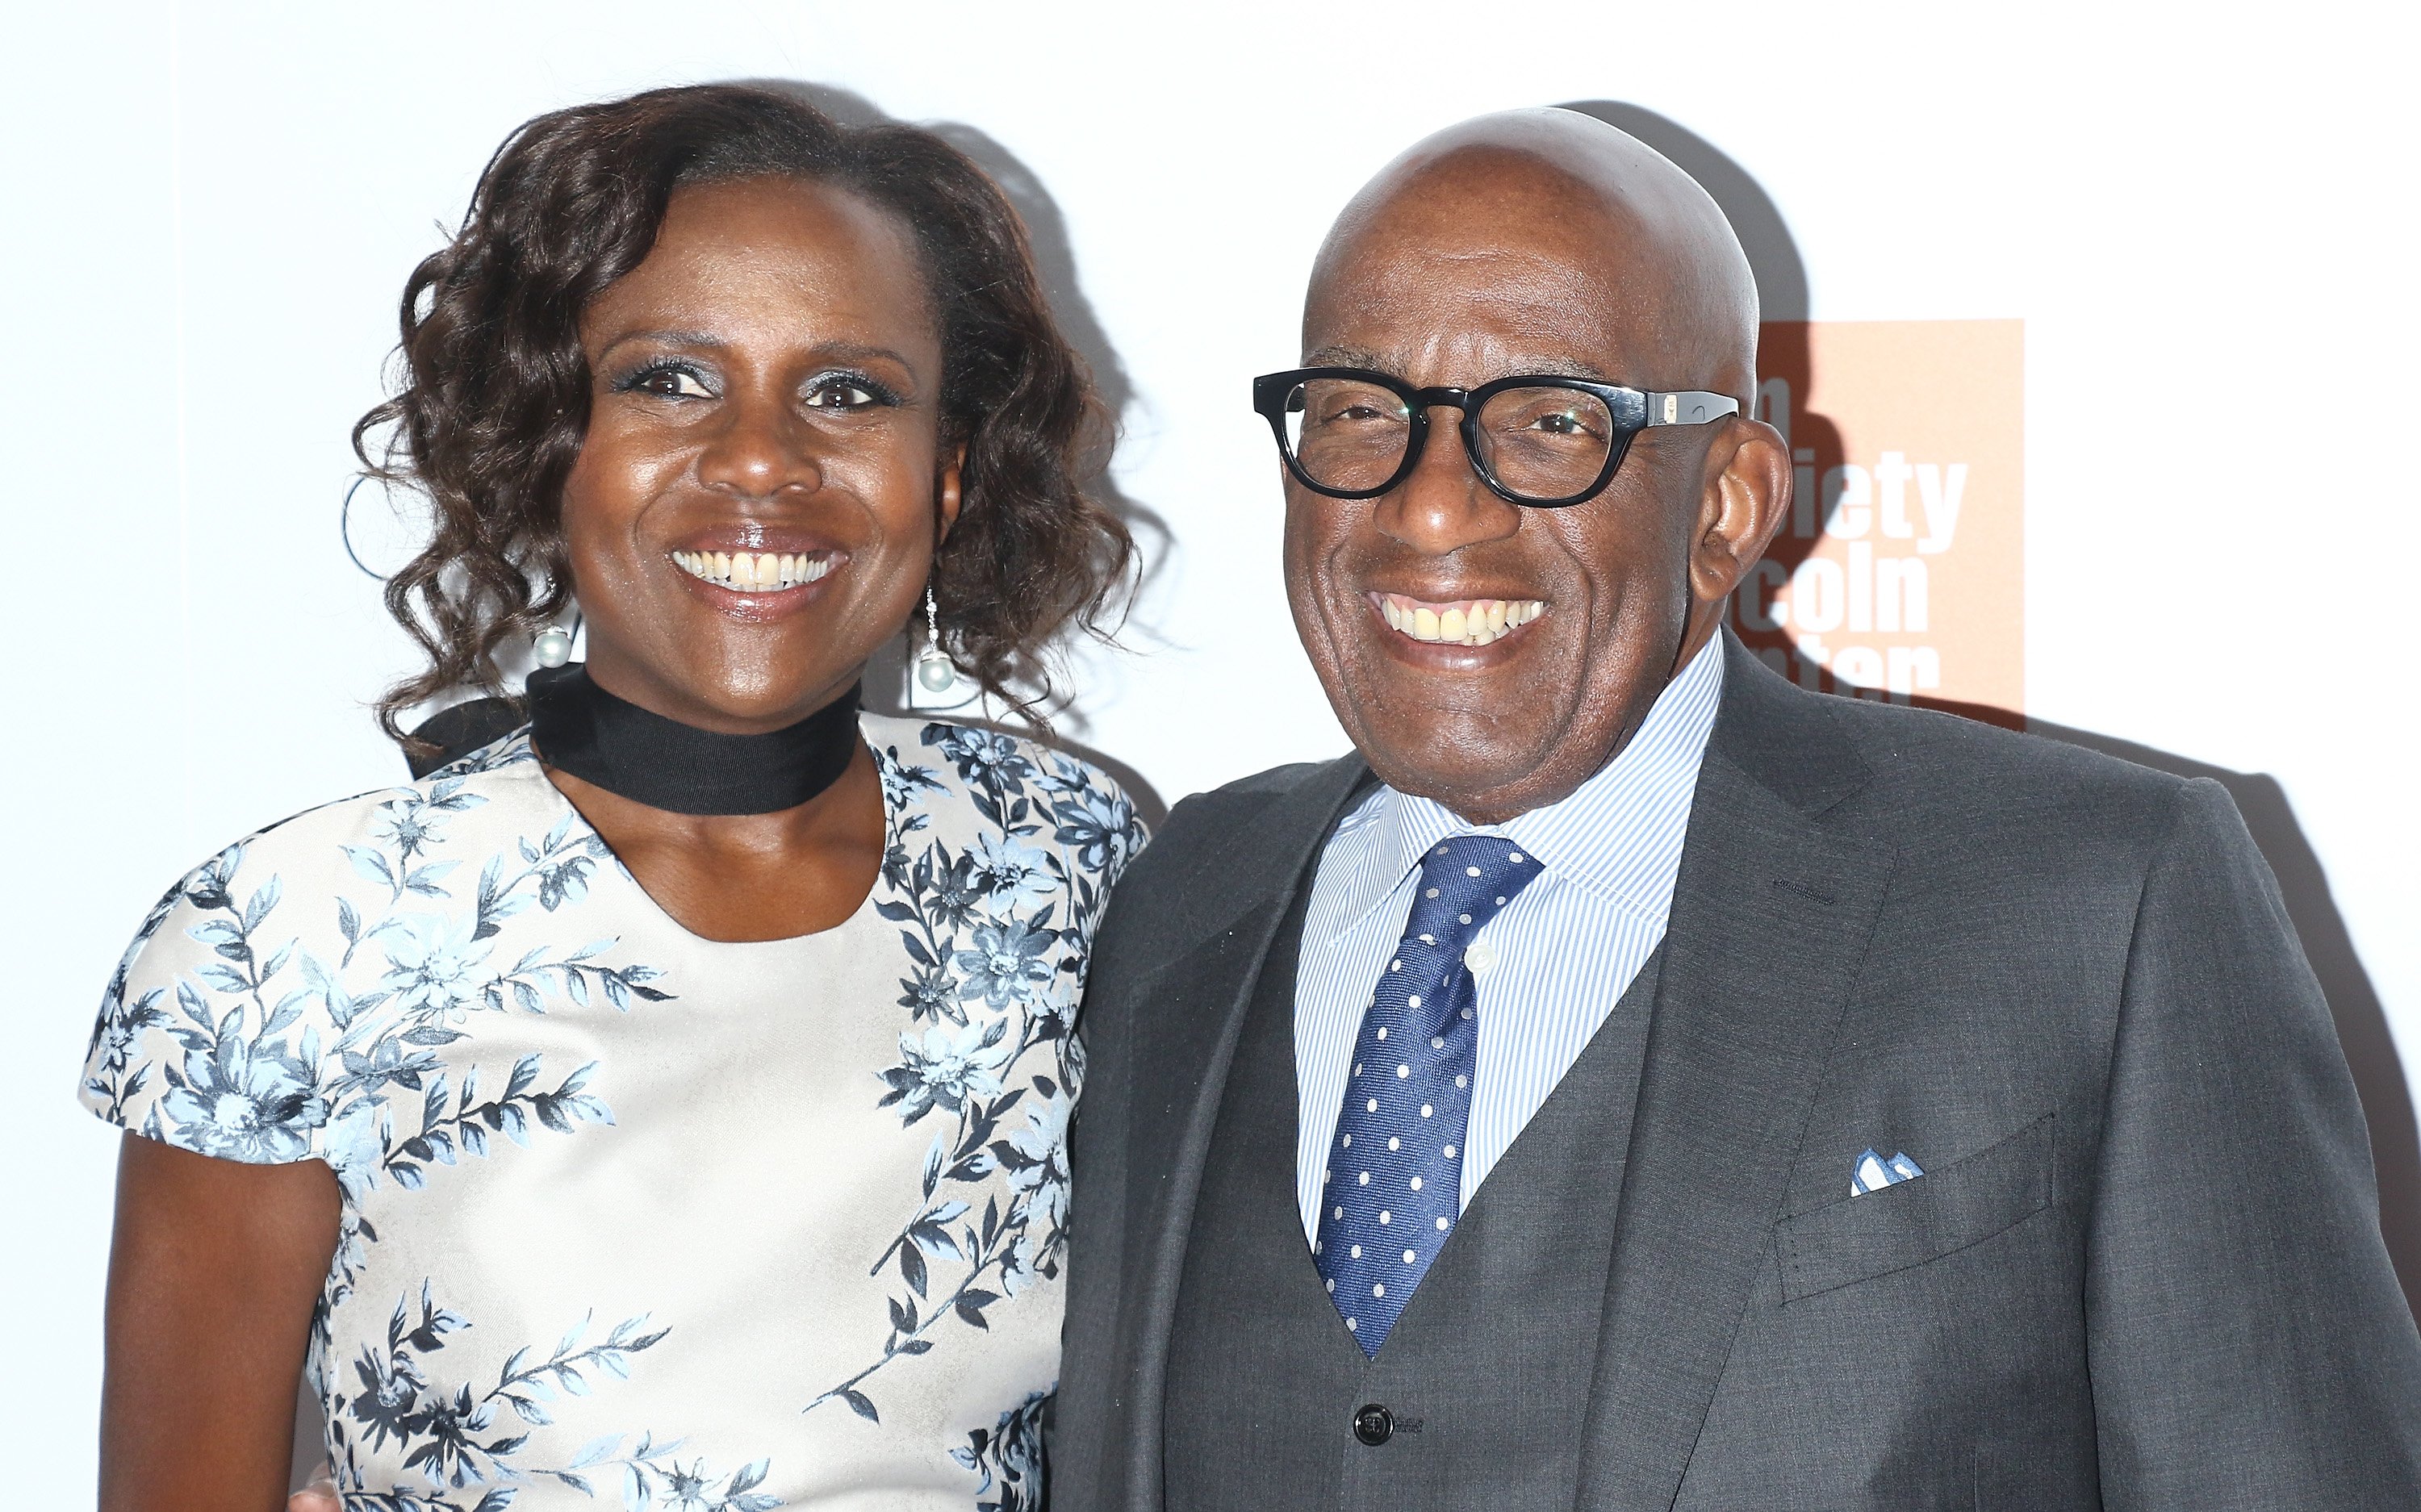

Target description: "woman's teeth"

left=1379, top=595, right=1545, bottom=647
left=672, top=549, right=832, bottom=592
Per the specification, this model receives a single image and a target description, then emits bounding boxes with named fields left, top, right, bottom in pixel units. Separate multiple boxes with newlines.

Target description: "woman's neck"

left=525, top=662, right=886, bottom=941
left=544, top=742, right=887, bottom=942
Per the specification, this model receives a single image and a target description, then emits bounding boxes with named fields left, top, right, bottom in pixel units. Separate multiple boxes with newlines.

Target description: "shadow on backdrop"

left=1561, top=98, right=2421, bottom=1319
left=1557, top=100, right=1846, bottom=663
left=757, top=81, right=1172, bottom=825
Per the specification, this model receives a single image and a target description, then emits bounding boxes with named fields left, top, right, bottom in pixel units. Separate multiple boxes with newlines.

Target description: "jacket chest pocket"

left=1775, top=1114, right=2055, bottom=1303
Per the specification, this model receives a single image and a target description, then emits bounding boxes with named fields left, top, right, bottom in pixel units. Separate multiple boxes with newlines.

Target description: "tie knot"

left=1402, top=835, right=1538, bottom=954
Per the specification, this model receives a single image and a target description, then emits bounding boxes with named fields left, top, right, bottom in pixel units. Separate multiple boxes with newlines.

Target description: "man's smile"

left=1367, top=591, right=1547, bottom=648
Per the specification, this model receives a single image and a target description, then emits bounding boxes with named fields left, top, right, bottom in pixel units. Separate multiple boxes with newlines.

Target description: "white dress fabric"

left=80, top=712, right=1144, bottom=1512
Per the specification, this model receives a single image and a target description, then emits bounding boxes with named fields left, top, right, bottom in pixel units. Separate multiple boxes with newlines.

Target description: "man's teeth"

left=1379, top=595, right=1545, bottom=646
left=671, top=549, right=832, bottom=591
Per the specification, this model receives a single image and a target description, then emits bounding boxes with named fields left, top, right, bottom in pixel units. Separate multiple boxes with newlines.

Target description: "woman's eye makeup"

left=604, top=361, right=905, bottom=412
left=612, top=359, right=716, bottom=399
left=803, top=371, right=902, bottom=411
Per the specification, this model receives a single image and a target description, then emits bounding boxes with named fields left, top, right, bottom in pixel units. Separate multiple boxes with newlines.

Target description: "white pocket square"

left=1850, top=1147, right=1923, bottom=1197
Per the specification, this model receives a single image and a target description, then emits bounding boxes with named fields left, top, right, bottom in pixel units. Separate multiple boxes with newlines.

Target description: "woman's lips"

left=671, top=547, right=835, bottom=594
left=665, top=547, right=847, bottom=620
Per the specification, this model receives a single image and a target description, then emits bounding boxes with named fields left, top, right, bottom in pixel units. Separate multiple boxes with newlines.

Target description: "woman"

left=82, top=84, right=1139, bottom=1511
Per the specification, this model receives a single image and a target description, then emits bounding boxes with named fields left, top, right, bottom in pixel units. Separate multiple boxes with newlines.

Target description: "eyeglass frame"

left=1251, top=365, right=1742, bottom=508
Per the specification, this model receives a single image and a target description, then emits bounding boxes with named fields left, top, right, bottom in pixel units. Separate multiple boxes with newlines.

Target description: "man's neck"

left=1433, top=632, right=1723, bottom=829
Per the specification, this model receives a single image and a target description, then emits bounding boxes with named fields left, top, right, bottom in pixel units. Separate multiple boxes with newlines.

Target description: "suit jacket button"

left=1353, top=1404, right=1394, bottom=1446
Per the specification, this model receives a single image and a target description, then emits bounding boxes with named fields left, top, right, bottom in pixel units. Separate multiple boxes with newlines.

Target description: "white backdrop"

left=6, top=4, right=2417, bottom=1500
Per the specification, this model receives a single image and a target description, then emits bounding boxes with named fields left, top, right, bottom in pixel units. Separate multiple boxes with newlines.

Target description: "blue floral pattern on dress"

left=82, top=716, right=1144, bottom=1510
left=330, top=1283, right=776, bottom=1512
left=808, top=726, right=1140, bottom=1426
left=950, top=1391, right=1047, bottom=1512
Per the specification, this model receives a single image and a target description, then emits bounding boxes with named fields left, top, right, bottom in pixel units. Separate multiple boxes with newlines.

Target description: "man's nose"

left=1374, top=407, right=1523, bottom=555
left=696, top=391, right=825, bottom=499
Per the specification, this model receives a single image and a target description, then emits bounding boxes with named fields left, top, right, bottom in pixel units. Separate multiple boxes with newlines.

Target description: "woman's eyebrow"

left=594, top=328, right=724, bottom=361
left=806, top=340, right=920, bottom=374
left=594, top=331, right=919, bottom=374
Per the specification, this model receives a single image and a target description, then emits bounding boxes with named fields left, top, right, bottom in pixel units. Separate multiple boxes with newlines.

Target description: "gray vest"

left=1163, top=894, right=1663, bottom=1512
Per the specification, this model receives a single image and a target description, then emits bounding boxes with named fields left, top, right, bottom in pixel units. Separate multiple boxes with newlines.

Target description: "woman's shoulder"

left=78, top=729, right=578, bottom=1159
left=859, top=712, right=1147, bottom=886
left=169, top=729, right=554, bottom=896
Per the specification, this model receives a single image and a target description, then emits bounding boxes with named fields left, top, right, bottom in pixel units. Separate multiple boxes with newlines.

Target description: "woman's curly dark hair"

left=358, top=83, right=1131, bottom=746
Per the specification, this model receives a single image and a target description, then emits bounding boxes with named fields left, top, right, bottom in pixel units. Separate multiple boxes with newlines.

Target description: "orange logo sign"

left=1736, top=320, right=2025, bottom=723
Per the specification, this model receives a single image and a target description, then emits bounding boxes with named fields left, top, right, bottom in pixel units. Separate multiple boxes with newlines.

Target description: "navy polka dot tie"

left=1315, top=834, right=1540, bottom=1354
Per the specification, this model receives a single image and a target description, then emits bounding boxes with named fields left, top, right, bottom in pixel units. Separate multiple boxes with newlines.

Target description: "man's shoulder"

left=1101, top=754, right=1361, bottom=920
left=1782, top=685, right=2201, bottom=859
left=1829, top=689, right=2174, bottom=783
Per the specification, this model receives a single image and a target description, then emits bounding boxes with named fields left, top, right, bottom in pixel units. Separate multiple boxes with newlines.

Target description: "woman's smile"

left=663, top=544, right=848, bottom=624
left=670, top=548, right=838, bottom=594
left=562, top=174, right=951, bottom=729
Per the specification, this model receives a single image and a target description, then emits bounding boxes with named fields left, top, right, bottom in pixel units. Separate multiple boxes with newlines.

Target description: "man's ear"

left=1688, top=416, right=1790, bottom=607
left=936, top=442, right=968, bottom=544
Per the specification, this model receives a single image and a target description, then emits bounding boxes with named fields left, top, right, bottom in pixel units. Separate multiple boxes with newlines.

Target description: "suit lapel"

left=1106, top=754, right=1372, bottom=1511
left=1574, top=637, right=1895, bottom=1510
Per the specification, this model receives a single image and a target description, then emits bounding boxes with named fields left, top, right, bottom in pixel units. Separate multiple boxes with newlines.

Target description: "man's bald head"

left=1277, top=107, right=1789, bottom=824
left=1307, top=108, right=1760, bottom=405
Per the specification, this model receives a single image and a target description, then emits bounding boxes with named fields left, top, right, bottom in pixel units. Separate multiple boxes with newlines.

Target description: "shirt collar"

left=1323, top=637, right=1727, bottom=937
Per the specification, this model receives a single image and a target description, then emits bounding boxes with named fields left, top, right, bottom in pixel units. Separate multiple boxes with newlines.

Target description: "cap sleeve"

left=80, top=836, right=341, bottom=1167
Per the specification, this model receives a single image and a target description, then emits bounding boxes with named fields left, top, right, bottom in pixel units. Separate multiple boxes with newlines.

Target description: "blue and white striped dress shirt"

left=1292, top=640, right=1726, bottom=1243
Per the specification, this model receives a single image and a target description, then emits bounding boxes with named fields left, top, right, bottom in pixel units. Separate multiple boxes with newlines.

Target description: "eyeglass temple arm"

left=1644, top=391, right=1742, bottom=427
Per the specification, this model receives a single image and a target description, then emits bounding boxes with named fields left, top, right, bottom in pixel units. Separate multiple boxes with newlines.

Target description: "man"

left=1051, top=108, right=2421, bottom=1509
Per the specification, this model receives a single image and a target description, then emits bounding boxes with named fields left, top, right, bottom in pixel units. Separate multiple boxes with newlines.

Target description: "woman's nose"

left=696, top=391, right=823, bottom=499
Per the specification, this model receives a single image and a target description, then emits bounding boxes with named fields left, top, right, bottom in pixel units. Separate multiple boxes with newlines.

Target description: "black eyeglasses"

left=1252, top=366, right=1740, bottom=507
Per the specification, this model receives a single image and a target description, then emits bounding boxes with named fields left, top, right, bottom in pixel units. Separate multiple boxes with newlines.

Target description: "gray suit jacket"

left=1054, top=633, right=2421, bottom=1510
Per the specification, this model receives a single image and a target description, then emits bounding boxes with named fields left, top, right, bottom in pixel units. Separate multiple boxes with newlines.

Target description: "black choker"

left=525, top=664, right=863, bottom=816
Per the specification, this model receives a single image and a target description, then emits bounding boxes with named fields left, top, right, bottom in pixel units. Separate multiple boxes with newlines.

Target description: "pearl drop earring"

left=533, top=623, right=574, bottom=670
left=913, top=587, right=957, bottom=695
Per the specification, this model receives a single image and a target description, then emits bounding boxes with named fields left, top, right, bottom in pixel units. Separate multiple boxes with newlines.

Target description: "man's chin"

left=1337, top=707, right=1562, bottom=819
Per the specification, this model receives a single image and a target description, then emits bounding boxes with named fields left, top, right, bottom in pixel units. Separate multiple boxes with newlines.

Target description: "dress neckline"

left=500, top=719, right=910, bottom=953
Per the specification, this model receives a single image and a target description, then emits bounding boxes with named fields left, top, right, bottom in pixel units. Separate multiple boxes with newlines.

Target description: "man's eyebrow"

left=1542, top=357, right=1618, bottom=384
left=1298, top=345, right=1623, bottom=386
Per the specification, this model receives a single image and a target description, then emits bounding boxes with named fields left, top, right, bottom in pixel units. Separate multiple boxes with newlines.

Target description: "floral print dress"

left=80, top=713, right=1144, bottom=1512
